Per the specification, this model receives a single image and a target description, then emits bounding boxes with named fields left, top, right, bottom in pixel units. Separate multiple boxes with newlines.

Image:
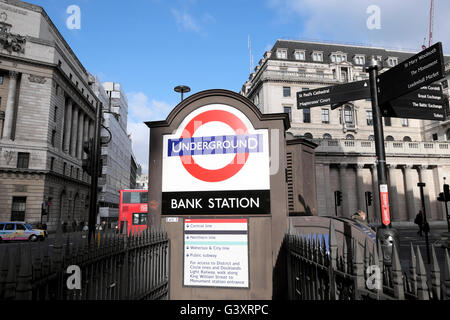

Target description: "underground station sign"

left=162, top=104, right=270, bottom=214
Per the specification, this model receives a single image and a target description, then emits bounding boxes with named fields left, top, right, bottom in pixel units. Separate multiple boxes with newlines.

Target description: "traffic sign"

left=378, top=42, right=445, bottom=105
left=380, top=84, right=447, bottom=120
left=297, top=80, right=370, bottom=109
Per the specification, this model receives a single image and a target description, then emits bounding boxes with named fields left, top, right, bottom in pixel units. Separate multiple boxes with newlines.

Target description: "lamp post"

left=174, top=85, right=191, bottom=102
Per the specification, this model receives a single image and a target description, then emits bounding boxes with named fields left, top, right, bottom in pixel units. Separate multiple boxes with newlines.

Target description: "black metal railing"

left=281, top=220, right=450, bottom=300
left=0, top=224, right=169, bottom=300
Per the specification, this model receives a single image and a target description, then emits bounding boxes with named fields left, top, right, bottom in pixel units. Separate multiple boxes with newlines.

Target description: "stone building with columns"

left=0, top=0, right=100, bottom=231
left=241, top=39, right=450, bottom=224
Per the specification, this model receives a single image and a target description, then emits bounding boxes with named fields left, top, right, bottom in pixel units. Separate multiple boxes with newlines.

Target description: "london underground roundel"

left=162, top=104, right=270, bottom=215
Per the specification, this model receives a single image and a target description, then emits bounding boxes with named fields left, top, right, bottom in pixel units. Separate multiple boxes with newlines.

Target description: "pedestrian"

left=351, top=210, right=368, bottom=225
left=414, top=210, right=424, bottom=236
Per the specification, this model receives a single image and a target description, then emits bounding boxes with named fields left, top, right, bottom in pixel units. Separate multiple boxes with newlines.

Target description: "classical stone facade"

left=241, top=39, right=450, bottom=223
left=0, top=0, right=100, bottom=231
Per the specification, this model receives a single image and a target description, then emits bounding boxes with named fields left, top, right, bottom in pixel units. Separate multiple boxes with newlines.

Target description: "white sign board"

left=183, top=218, right=249, bottom=288
left=162, top=104, right=270, bottom=215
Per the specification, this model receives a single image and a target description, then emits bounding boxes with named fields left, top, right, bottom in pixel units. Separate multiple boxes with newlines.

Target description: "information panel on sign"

left=380, top=84, right=447, bottom=121
left=183, top=218, right=249, bottom=288
left=378, top=42, right=445, bottom=105
left=162, top=104, right=270, bottom=215
left=296, top=80, right=370, bottom=109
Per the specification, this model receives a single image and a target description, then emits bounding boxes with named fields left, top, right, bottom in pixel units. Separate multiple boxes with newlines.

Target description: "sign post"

left=364, top=58, right=399, bottom=265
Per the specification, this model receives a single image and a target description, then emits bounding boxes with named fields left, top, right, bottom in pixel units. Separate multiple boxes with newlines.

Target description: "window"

left=446, top=129, right=450, bottom=141
left=331, top=53, right=346, bottom=63
left=17, top=153, right=30, bottom=169
left=50, top=157, right=55, bottom=171
left=299, top=69, right=306, bottom=77
left=51, top=130, right=57, bottom=147
left=54, top=106, right=58, bottom=122
left=283, top=86, right=291, bottom=97
left=16, top=224, right=26, bottom=231
left=386, top=135, right=394, bottom=141
left=304, top=133, right=313, bottom=139
left=366, top=110, right=373, bottom=126
left=401, top=118, right=409, bottom=127
left=432, top=133, right=438, bottom=141
left=302, top=87, right=309, bottom=91
left=276, top=49, right=287, bottom=59
left=321, top=109, right=330, bottom=124
left=344, top=106, right=353, bottom=123
left=323, top=133, right=332, bottom=139
left=384, top=117, right=392, bottom=126
left=11, top=197, right=26, bottom=221
left=294, top=50, right=305, bottom=60
left=403, top=136, right=412, bottom=142
left=316, top=70, right=324, bottom=78
left=63, top=162, right=67, bottom=175
left=0, top=74, right=3, bottom=85
left=123, top=191, right=148, bottom=204
left=132, top=213, right=147, bottom=225
left=346, top=134, right=355, bottom=140
left=0, top=223, right=4, bottom=230
left=312, top=51, right=323, bottom=62
left=368, top=135, right=375, bottom=141
left=354, top=55, right=365, bottom=65
left=303, top=108, right=311, bottom=123
left=5, top=223, right=15, bottom=230
left=283, top=106, right=292, bottom=122
left=388, top=57, right=398, bottom=67
left=280, top=67, right=288, bottom=73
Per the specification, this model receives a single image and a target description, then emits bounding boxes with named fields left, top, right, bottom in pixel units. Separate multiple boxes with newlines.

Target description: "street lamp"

left=174, top=85, right=191, bottom=102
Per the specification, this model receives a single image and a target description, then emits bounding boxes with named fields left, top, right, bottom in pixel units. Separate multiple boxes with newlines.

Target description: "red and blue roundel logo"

left=167, top=109, right=263, bottom=183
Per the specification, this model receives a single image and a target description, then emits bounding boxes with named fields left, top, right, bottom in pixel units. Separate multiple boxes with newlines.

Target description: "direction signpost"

left=381, top=84, right=446, bottom=120
left=377, top=42, right=445, bottom=105
left=297, top=80, right=370, bottom=109
left=296, top=42, right=447, bottom=263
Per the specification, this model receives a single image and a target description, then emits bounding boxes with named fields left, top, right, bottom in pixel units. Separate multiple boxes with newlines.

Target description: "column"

left=371, top=165, right=381, bottom=223
left=338, top=164, right=350, bottom=218
left=432, top=166, right=445, bottom=220
left=2, top=71, right=18, bottom=139
left=70, top=105, right=79, bottom=156
left=63, top=98, right=73, bottom=153
left=77, top=111, right=84, bottom=159
left=418, top=165, right=434, bottom=220
left=403, top=165, right=417, bottom=221
left=388, top=164, right=402, bottom=221
left=355, top=164, right=366, bottom=213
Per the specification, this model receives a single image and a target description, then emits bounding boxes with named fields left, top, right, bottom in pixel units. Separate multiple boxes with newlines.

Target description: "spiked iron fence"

left=0, top=224, right=169, bottom=300
left=280, top=221, right=450, bottom=300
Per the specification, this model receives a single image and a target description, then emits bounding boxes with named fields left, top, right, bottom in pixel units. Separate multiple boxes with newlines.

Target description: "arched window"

left=345, top=134, right=354, bottom=140
left=323, top=133, right=332, bottom=140
left=403, top=136, right=412, bottom=142
left=386, top=135, right=394, bottom=141
left=446, top=129, right=450, bottom=141
left=304, top=133, right=313, bottom=139
left=368, top=135, right=374, bottom=141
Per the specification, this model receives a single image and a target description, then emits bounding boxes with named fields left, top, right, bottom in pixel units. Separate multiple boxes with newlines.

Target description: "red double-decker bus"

left=119, top=189, right=148, bottom=235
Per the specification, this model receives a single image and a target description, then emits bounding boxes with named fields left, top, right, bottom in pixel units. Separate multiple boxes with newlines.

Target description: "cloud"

left=127, top=92, right=174, bottom=174
left=268, top=0, right=450, bottom=53
left=171, top=8, right=203, bottom=34
left=170, top=4, right=215, bottom=36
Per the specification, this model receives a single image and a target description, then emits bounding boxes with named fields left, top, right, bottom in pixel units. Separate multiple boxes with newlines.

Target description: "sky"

left=30, top=0, right=450, bottom=173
